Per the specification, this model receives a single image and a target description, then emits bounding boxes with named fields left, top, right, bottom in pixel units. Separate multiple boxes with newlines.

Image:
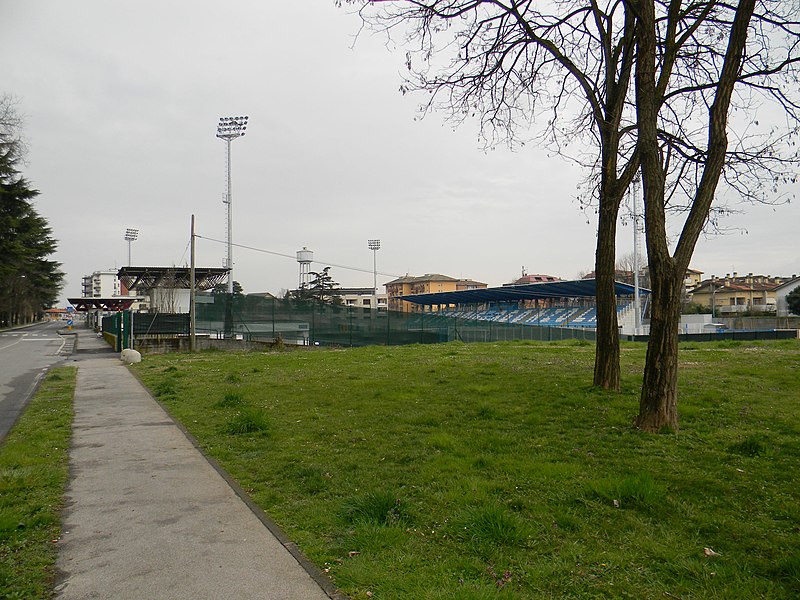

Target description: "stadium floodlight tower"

left=368, top=239, right=380, bottom=309
left=216, top=115, right=248, bottom=294
left=124, top=228, right=139, bottom=267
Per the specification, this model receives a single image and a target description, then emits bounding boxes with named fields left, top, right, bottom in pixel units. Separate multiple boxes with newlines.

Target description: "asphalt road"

left=0, top=320, right=69, bottom=442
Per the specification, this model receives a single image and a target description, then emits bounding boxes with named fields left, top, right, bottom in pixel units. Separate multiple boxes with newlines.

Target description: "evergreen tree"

left=787, top=287, right=800, bottom=316
left=308, top=267, right=340, bottom=303
left=0, top=96, right=64, bottom=327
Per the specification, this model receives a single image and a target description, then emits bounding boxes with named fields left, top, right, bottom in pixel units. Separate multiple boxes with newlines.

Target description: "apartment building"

left=385, top=274, right=487, bottom=312
left=82, top=270, right=122, bottom=298
left=337, top=287, right=388, bottom=310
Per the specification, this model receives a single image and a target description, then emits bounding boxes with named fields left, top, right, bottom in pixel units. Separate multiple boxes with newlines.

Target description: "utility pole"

left=368, top=239, right=380, bottom=310
left=190, top=215, right=196, bottom=352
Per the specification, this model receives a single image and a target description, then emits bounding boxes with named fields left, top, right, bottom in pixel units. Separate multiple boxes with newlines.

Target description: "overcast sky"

left=3, top=1, right=799, bottom=306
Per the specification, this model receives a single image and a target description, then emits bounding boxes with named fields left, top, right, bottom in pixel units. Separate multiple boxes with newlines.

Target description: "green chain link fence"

left=192, top=294, right=598, bottom=347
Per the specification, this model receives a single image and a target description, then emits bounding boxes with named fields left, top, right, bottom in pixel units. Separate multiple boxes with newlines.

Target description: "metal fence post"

left=115, top=312, right=123, bottom=352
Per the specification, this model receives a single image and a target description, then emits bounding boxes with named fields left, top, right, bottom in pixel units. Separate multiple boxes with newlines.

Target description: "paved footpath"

left=55, top=332, right=337, bottom=600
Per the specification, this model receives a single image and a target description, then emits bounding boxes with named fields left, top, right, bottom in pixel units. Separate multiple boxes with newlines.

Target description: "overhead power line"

left=194, top=234, right=403, bottom=279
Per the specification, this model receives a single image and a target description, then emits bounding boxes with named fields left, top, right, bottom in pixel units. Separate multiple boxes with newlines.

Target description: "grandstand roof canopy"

left=401, top=278, right=649, bottom=306
left=117, top=266, right=228, bottom=291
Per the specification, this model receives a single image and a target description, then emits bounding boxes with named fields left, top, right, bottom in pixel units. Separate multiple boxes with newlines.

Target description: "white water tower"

left=297, top=247, right=313, bottom=289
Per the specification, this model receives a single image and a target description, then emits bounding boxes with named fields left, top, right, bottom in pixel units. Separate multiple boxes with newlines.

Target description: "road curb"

left=128, top=367, right=347, bottom=600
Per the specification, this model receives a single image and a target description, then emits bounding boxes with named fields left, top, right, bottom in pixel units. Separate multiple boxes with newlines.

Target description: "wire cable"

left=194, top=235, right=402, bottom=278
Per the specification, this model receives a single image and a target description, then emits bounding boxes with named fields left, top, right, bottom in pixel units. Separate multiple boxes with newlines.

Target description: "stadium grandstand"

left=401, top=278, right=649, bottom=332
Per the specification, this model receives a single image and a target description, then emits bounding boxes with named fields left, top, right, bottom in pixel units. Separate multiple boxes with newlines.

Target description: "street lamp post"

left=368, top=239, right=380, bottom=310
left=124, top=228, right=139, bottom=267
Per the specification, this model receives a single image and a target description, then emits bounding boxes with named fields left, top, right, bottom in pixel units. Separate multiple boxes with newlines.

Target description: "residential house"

left=689, top=273, right=784, bottom=314
left=504, top=273, right=562, bottom=286
left=775, top=276, right=800, bottom=316
left=684, top=268, right=704, bottom=291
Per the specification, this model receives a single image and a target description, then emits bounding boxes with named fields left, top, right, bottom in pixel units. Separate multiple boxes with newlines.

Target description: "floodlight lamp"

left=368, top=239, right=381, bottom=251
left=124, top=228, right=139, bottom=242
left=217, top=115, right=249, bottom=140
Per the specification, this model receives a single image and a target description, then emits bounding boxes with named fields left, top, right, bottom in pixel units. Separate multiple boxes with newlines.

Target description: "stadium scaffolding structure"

left=67, top=298, right=137, bottom=312
left=117, top=266, right=229, bottom=291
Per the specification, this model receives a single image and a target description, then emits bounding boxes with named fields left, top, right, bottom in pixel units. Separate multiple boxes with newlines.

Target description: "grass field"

left=133, top=340, right=800, bottom=599
left=0, top=367, right=75, bottom=599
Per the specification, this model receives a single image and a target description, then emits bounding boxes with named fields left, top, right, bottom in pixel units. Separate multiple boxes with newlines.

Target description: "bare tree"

left=0, top=95, right=25, bottom=173
left=343, top=1, right=800, bottom=432
left=343, top=0, right=642, bottom=391
left=616, top=251, right=649, bottom=287
left=631, top=0, right=800, bottom=431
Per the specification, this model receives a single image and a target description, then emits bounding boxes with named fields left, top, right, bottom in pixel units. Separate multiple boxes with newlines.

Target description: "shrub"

left=455, top=505, right=528, bottom=548
left=588, top=472, right=666, bottom=509
left=341, top=491, right=408, bottom=526
left=282, top=464, right=329, bottom=495
left=273, top=334, right=285, bottom=351
left=727, top=435, right=766, bottom=457
left=153, top=377, right=177, bottom=398
left=215, top=391, right=244, bottom=408
left=222, top=408, right=269, bottom=435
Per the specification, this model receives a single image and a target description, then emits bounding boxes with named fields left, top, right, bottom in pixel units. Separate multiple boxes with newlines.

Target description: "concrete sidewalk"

left=56, top=329, right=337, bottom=599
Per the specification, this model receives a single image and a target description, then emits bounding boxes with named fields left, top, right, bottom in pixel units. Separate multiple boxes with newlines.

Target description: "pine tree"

left=0, top=96, right=64, bottom=327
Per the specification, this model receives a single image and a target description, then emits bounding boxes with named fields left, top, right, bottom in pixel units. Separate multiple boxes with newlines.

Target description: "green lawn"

left=0, top=367, right=75, bottom=599
left=133, top=340, right=800, bottom=599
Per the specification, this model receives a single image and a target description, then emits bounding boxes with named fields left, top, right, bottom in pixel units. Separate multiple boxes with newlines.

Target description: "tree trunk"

left=632, top=0, right=756, bottom=433
left=633, top=0, right=679, bottom=432
left=593, top=188, right=621, bottom=391
left=635, top=267, right=682, bottom=432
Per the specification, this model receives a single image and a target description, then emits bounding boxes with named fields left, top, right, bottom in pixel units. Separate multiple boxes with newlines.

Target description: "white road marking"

left=0, top=337, right=24, bottom=351
left=0, top=331, right=61, bottom=350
